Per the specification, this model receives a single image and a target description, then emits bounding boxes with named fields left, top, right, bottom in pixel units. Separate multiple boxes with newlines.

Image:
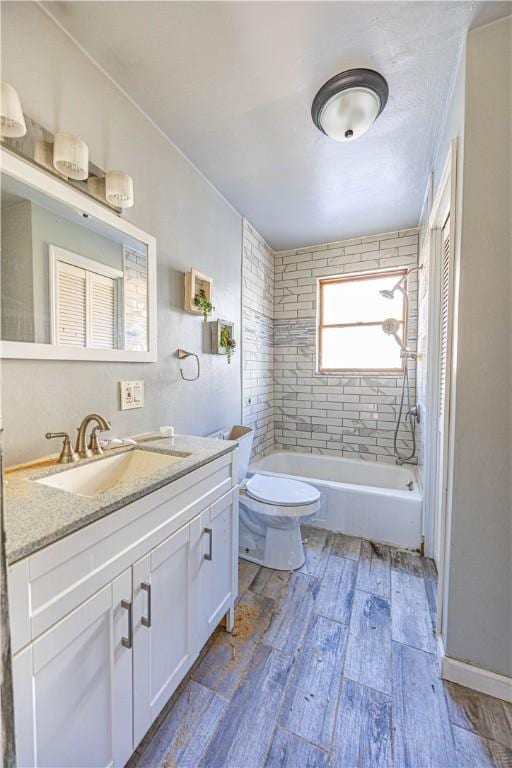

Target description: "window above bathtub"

left=317, top=269, right=407, bottom=372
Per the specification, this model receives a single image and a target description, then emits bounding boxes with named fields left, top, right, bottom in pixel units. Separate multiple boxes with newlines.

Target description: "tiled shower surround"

left=241, top=220, right=275, bottom=459
left=242, top=223, right=419, bottom=463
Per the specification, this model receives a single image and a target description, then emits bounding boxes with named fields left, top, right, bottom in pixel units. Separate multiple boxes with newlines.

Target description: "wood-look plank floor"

left=131, top=526, right=511, bottom=768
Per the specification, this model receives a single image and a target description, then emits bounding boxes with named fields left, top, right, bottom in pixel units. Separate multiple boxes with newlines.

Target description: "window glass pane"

left=321, top=325, right=403, bottom=370
left=322, top=274, right=405, bottom=325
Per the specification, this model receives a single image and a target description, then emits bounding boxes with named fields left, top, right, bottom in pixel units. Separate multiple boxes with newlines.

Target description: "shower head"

left=379, top=265, right=424, bottom=302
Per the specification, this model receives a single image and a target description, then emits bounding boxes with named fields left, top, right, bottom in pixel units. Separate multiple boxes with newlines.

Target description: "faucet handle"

left=88, top=426, right=104, bottom=456
left=45, top=432, right=79, bottom=464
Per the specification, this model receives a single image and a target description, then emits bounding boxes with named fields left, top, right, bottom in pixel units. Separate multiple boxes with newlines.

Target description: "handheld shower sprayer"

left=381, top=317, right=404, bottom=351
left=378, top=265, right=423, bottom=466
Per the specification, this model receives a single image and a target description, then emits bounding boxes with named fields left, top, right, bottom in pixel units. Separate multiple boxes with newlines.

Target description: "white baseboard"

left=441, top=653, right=512, bottom=703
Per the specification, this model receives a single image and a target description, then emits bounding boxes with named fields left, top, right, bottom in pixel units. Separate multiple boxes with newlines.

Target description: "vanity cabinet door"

left=198, top=489, right=238, bottom=646
left=12, top=568, right=133, bottom=768
left=132, top=523, right=193, bottom=746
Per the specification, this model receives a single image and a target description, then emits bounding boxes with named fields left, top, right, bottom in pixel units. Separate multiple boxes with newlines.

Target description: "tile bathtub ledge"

left=4, top=434, right=237, bottom=565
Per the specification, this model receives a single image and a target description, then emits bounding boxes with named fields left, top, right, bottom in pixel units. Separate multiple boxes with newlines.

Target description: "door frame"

left=423, top=138, right=458, bottom=637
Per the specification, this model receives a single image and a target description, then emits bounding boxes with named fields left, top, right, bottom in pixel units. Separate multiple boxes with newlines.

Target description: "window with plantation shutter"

left=50, top=246, right=122, bottom=350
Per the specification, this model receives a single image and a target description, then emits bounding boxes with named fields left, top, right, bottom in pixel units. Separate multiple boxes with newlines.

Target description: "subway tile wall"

left=274, top=229, right=420, bottom=463
left=241, top=220, right=275, bottom=459
left=242, top=223, right=420, bottom=463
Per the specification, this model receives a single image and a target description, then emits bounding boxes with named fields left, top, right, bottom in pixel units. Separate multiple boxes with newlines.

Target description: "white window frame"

left=49, top=245, right=123, bottom=349
left=0, top=148, right=157, bottom=362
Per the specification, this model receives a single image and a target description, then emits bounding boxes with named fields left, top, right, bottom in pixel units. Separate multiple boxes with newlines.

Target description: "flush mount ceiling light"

left=0, top=80, right=26, bottom=138
left=311, top=68, right=388, bottom=142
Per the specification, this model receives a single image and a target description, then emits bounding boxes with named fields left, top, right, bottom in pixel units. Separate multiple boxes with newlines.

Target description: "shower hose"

left=394, top=359, right=416, bottom=465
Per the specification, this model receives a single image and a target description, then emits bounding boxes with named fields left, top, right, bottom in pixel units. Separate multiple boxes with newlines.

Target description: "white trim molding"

left=441, top=654, right=512, bottom=704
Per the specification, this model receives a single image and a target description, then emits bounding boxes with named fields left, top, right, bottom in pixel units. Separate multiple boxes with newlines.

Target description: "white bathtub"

left=249, top=451, right=422, bottom=549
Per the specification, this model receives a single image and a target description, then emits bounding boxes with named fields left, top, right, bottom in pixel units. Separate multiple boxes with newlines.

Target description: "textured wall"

left=445, top=17, right=512, bottom=678
left=273, top=230, right=419, bottom=462
left=241, top=220, right=274, bottom=459
left=1, top=3, right=242, bottom=465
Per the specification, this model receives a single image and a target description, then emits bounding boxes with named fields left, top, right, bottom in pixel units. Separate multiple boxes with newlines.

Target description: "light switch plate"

left=120, top=380, right=144, bottom=410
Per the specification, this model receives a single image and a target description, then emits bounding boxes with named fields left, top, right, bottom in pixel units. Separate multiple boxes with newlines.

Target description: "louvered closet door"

left=435, top=215, right=453, bottom=564
left=89, top=272, right=118, bottom=349
left=55, top=260, right=119, bottom=349
left=55, top=261, right=87, bottom=346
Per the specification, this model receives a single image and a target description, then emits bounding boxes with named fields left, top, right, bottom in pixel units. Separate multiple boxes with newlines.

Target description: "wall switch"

left=120, top=380, right=144, bottom=410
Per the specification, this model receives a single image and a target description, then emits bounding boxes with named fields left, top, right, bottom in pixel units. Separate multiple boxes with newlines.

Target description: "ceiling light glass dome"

left=312, top=68, right=388, bottom=142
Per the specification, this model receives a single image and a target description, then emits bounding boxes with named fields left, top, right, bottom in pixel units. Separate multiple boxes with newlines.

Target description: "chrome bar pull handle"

left=204, top=527, right=213, bottom=561
left=121, top=600, right=133, bottom=649
left=141, top=582, right=151, bottom=628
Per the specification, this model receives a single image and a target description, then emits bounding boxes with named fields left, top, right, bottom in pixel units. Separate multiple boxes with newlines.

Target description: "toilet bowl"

left=239, top=474, right=320, bottom=570
left=224, top=426, right=320, bottom=570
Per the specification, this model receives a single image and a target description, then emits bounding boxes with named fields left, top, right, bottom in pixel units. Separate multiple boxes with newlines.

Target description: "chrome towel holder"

left=177, top=348, right=200, bottom=381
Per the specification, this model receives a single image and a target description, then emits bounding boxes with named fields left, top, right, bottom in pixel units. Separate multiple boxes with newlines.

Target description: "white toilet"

left=227, top=426, right=320, bottom=570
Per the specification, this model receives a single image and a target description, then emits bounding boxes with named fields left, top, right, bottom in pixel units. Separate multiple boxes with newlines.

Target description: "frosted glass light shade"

left=319, top=87, right=380, bottom=142
left=53, top=132, right=89, bottom=180
left=0, top=80, right=26, bottom=138
left=106, top=170, right=134, bottom=208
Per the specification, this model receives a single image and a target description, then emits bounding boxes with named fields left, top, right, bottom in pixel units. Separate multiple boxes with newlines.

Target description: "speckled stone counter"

left=4, top=434, right=237, bottom=565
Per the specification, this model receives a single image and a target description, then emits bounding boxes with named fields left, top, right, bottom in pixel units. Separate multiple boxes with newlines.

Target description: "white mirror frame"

left=0, top=148, right=157, bottom=362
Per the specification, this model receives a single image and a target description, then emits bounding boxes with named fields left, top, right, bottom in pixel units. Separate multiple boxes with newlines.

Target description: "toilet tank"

left=227, top=426, right=254, bottom=483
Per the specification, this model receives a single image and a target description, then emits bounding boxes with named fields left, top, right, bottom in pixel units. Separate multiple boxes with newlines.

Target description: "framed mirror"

left=0, top=149, right=157, bottom=361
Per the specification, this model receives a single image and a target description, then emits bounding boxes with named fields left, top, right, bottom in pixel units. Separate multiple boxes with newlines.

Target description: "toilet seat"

left=245, top=473, right=320, bottom=507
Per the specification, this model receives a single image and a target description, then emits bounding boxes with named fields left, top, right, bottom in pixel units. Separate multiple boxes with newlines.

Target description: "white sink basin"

left=36, top=449, right=188, bottom=498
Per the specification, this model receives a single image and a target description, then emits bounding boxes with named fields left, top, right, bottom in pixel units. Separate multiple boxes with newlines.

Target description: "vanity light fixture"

left=87, top=175, right=107, bottom=202
left=34, top=140, right=67, bottom=179
left=311, top=68, right=388, bottom=142
left=0, top=80, right=26, bottom=137
left=53, top=132, right=89, bottom=180
left=105, top=170, right=134, bottom=208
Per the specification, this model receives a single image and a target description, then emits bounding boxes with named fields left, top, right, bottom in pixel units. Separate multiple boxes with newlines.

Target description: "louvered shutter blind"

left=56, top=261, right=87, bottom=346
left=439, top=217, right=451, bottom=420
left=90, top=272, right=117, bottom=349
left=55, top=257, right=118, bottom=349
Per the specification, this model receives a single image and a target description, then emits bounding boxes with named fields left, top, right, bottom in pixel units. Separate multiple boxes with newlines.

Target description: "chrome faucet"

left=75, top=414, right=111, bottom=458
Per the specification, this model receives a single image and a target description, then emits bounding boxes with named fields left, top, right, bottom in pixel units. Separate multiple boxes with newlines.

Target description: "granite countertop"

left=4, top=434, right=237, bottom=565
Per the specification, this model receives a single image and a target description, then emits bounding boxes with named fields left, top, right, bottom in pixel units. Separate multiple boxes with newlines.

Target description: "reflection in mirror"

left=1, top=173, right=148, bottom=352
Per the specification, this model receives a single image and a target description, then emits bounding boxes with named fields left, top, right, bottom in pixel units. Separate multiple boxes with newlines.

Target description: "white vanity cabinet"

left=132, top=523, right=194, bottom=745
left=12, top=569, right=134, bottom=768
left=9, top=450, right=238, bottom=768
left=198, top=490, right=239, bottom=646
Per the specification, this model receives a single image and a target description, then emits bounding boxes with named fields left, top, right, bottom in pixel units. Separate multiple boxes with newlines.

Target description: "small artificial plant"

left=220, top=326, right=237, bottom=364
left=193, top=288, right=214, bottom=321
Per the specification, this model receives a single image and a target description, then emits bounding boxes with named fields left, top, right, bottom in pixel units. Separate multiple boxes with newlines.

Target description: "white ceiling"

left=43, top=1, right=511, bottom=250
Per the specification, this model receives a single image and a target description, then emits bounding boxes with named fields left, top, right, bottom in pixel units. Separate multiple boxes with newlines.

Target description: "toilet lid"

left=245, top=474, right=320, bottom=507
